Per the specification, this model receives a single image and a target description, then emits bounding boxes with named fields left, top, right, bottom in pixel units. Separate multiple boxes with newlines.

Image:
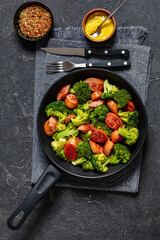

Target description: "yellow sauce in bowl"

left=85, top=12, right=115, bottom=41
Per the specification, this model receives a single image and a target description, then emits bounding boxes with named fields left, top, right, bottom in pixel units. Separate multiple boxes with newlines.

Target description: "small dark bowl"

left=14, top=1, right=53, bottom=41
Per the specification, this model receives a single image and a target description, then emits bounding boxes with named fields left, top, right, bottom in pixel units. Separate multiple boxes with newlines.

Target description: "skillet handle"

left=7, top=164, right=62, bottom=230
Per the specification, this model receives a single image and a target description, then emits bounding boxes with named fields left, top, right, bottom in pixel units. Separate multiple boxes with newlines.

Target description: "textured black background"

left=0, top=0, right=160, bottom=239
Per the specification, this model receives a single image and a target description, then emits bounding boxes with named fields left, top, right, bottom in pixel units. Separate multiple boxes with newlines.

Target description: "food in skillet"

left=18, top=5, right=52, bottom=39
left=44, top=78, right=139, bottom=173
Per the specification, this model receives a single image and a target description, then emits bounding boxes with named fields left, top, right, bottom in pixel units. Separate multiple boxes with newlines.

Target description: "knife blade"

left=40, top=47, right=130, bottom=59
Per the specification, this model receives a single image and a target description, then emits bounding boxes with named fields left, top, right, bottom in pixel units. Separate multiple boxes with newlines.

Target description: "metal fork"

left=46, top=61, right=86, bottom=73
left=46, top=60, right=130, bottom=73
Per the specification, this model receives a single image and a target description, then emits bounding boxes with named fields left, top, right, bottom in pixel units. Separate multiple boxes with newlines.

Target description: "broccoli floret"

left=69, top=88, right=76, bottom=94
left=80, top=131, right=92, bottom=141
left=76, top=141, right=93, bottom=160
left=109, top=143, right=130, bottom=164
left=91, top=144, right=130, bottom=172
left=73, top=81, right=91, bottom=104
left=91, top=153, right=110, bottom=173
left=118, top=127, right=139, bottom=146
left=71, top=108, right=90, bottom=126
left=91, top=117, right=112, bottom=136
left=51, top=138, right=67, bottom=151
left=49, top=111, right=65, bottom=123
left=57, top=123, right=66, bottom=131
left=56, top=149, right=69, bottom=162
left=90, top=105, right=110, bottom=121
left=114, top=89, right=132, bottom=108
left=118, top=110, right=139, bottom=127
left=54, top=122, right=79, bottom=140
left=71, top=157, right=87, bottom=166
left=45, top=101, right=71, bottom=117
left=77, top=101, right=92, bottom=111
left=101, top=79, right=119, bottom=100
left=45, top=101, right=72, bottom=131
left=82, top=161, right=94, bottom=171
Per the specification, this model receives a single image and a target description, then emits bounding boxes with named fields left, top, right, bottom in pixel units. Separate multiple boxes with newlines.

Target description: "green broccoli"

left=118, top=127, right=139, bottom=145
left=101, top=79, right=119, bottom=100
left=48, top=110, right=65, bottom=123
left=77, top=101, right=92, bottom=111
left=73, top=80, right=91, bottom=104
left=71, top=157, right=87, bottom=166
left=56, top=149, right=68, bottom=162
left=57, top=123, right=66, bottom=131
left=53, top=122, right=79, bottom=140
left=71, top=108, right=90, bottom=126
left=45, top=101, right=73, bottom=131
left=51, top=138, right=67, bottom=151
left=118, top=110, right=139, bottom=127
left=91, top=153, right=110, bottom=173
left=82, top=161, right=94, bottom=171
left=80, top=131, right=92, bottom=141
left=69, top=88, right=76, bottom=94
left=90, top=105, right=110, bottom=121
left=109, top=143, right=131, bottom=164
left=76, top=140, right=93, bottom=160
left=114, top=89, right=132, bottom=108
left=91, top=144, right=130, bottom=172
left=91, top=117, right=112, bottom=136
left=45, top=101, right=71, bottom=117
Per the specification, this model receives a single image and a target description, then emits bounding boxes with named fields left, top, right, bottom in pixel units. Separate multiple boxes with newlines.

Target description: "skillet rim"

left=37, top=68, right=148, bottom=179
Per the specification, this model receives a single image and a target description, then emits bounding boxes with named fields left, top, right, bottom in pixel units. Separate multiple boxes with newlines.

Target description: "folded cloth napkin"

left=32, top=27, right=152, bottom=193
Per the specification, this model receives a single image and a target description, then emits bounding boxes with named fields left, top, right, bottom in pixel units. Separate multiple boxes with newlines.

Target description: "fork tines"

left=46, top=61, right=64, bottom=73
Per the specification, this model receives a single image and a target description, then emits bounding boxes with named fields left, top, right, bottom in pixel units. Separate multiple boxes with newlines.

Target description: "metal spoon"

left=90, top=0, right=126, bottom=38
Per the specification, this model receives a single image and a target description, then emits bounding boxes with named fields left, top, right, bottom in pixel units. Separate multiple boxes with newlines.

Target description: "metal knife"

left=40, top=47, right=130, bottom=59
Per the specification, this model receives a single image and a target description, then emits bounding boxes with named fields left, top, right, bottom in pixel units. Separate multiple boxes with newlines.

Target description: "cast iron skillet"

left=7, top=69, right=147, bottom=230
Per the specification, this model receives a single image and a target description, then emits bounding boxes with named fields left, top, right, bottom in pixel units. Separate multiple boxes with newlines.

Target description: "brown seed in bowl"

left=19, top=5, right=52, bottom=39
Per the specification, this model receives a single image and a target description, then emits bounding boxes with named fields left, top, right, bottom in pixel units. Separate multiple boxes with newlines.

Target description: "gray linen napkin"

left=31, top=27, right=152, bottom=193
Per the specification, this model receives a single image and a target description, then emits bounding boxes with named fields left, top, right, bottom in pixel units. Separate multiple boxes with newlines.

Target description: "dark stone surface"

left=0, top=0, right=160, bottom=239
